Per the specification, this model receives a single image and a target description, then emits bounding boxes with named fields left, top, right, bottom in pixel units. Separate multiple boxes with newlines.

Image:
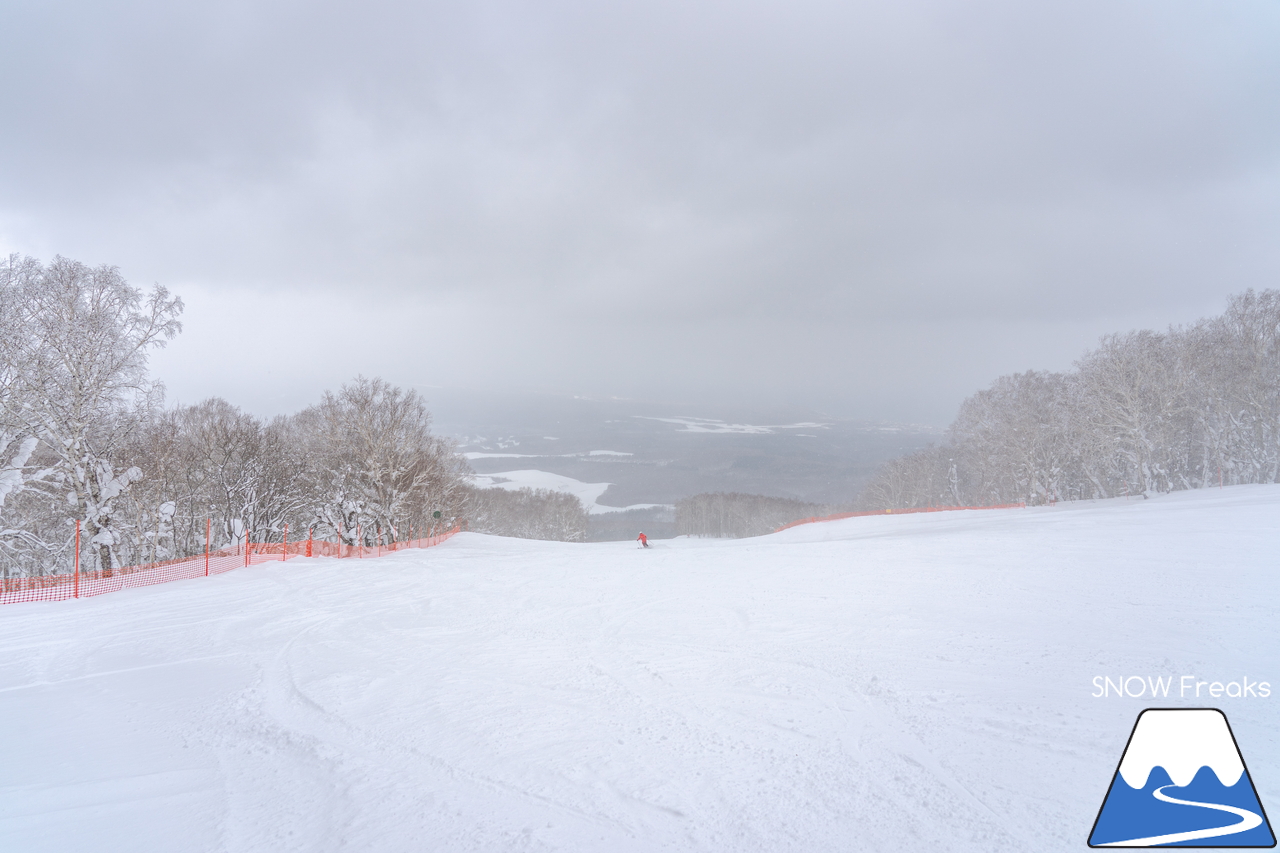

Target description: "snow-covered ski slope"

left=2, top=486, right=1277, bottom=852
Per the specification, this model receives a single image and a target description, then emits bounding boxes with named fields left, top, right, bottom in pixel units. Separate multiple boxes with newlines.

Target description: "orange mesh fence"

left=774, top=503, right=1025, bottom=533
left=0, top=525, right=460, bottom=606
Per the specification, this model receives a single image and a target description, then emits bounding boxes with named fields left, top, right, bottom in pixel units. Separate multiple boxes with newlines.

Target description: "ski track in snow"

left=1, top=486, right=1279, bottom=851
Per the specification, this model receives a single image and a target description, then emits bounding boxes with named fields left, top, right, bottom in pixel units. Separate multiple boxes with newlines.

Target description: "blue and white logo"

left=1089, top=708, right=1275, bottom=847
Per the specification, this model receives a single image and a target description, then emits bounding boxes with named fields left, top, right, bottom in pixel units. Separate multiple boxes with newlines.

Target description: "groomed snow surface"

left=2, top=486, right=1278, bottom=852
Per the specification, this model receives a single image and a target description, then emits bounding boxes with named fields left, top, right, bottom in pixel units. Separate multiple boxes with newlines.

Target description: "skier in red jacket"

left=637, top=532, right=649, bottom=548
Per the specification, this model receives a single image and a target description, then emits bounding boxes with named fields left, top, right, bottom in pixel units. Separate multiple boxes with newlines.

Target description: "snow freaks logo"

left=1088, top=709, right=1275, bottom=847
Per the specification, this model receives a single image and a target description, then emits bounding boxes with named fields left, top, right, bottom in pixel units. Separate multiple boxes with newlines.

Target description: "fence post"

left=282, top=523, right=289, bottom=562
left=357, top=524, right=362, bottom=558
left=205, top=518, right=211, bottom=577
left=307, top=527, right=313, bottom=558
left=74, top=519, right=80, bottom=599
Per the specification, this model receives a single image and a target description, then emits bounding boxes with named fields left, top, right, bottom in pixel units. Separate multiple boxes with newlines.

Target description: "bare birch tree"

left=0, top=256, right=182, bottom=573
left=299, top=377, right=470, bottom=546
left=466, top=487, right=588, bottom=541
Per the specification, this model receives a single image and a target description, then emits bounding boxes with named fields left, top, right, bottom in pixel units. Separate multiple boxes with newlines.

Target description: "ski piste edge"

left=1087, top=707, right=1277, bottom=849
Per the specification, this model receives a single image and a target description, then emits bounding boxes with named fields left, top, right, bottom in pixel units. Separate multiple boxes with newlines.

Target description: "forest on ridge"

left=858, top=290, right=1280, bottom=509
left=0, top=255, right=586, bottom=579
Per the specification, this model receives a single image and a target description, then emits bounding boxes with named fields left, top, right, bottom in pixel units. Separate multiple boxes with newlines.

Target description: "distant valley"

left=427, top=390, right=941, bottom=539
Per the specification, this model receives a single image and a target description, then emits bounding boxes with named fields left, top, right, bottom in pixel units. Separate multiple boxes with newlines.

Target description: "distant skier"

left=637, top=532, right=649, bottom=548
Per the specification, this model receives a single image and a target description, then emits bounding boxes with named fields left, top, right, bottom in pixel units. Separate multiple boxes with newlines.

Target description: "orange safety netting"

left=774, top=503, right=1025, bottom=533
left=0, top=526, right=460, bottom=607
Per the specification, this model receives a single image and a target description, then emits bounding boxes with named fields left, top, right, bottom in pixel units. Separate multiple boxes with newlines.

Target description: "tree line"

left=0, top=254, right=590, bottom=578
left=857, top=290, right=1280, bottom=509
left=467, top=487, right=588, bottom=542
left=675, top=492, right=825, bottom=538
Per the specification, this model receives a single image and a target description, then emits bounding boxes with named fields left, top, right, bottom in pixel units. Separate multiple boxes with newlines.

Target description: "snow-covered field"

left=1, top=486, right=1277, bottom=852
left=470, top=468, right=669, bottom=514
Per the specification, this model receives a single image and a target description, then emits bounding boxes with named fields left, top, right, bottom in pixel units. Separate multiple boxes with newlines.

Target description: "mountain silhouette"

left=1089, top=710, right=1275, bottom=848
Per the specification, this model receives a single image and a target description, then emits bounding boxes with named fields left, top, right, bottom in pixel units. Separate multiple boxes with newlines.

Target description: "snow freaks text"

left=1092, top=676, right=1272, bottom=700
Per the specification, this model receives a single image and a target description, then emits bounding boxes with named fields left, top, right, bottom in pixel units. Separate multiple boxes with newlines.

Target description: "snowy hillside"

left=2, top=486, right=1277, bottom=852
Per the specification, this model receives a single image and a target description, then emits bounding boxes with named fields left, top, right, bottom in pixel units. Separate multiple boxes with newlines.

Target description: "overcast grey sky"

left=3, top=0, right=1278, bottom=424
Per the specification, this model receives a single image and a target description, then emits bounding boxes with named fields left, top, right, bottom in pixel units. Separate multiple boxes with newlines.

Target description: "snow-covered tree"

left=856, top=445, right=952, bottom=510
left=0, top=258, right=53, bottom=542
left=858, top=289, right=1280, bottom=510
left=121, top=398, right=312, bottom=559
left=0, top=255, right=182, bottom=573
left=950, top=371, right=1079, bottom=504
left=298, top=377, right=470, bottom=546
left=1188, top=290, right=1280, bottom=486
left=1074, top=330, right=1196, bottom=496
left=466, top=487, right=588, bottom=541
